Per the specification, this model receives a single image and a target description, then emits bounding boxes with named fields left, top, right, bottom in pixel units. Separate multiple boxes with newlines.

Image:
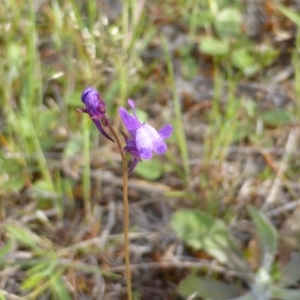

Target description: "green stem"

left=107, top=124, right=132, bottom=300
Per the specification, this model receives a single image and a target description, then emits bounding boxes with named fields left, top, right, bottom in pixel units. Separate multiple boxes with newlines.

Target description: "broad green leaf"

left=2, top=174, right=26, bottom=192
left=258, top=45, right=279, bottom=67
left=278, top=252, right=300, bottom=287
left=233, top=123, right=255, bottom=142
left=0, top=152, right=26, bottom=192
left=172, top=209, right=245, bottom=269
left=261, top=109, right=293, bottom=127
left=199, top=37, right=229, bottom=56
left=231, top=48, right=260, bottom=76
left=135, top=159, right=162, bottom=180
left=248, top=206, right=278, bottom=270
left=179, top=274, right=241, bottom=299
left=216, top=7, right=242, bottom=36
left=278, top=6, right=300, bottom=26
left=185, top=10, right=213, bottom=28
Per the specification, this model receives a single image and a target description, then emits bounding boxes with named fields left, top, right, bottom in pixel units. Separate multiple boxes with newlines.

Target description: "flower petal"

left=153, top=141, right=167, bottom=155
left=138, top=147, right=153, bottom=159
left=124, top=139, right=141, bottom=160
left=81, top=86, right=94, bottom=103
left=118, top=107, right=141, bottom=137
left=158, top=124, right=173, bottom=139
left=136, top=124, right=162, bottom=159
left=128, top=99, right=135, bottom=110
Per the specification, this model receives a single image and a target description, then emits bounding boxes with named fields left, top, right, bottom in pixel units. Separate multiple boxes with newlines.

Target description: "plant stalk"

left=107, top=123, right=132, bottom=300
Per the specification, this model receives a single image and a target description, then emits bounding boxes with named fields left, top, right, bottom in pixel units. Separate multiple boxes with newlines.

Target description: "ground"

left=1, top=1, right=300, bottom=299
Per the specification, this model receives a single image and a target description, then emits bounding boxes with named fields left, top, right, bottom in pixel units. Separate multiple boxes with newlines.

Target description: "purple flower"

left=78, top=87, right=114, bottom=142
left=119, top=99, right=173, bottom=173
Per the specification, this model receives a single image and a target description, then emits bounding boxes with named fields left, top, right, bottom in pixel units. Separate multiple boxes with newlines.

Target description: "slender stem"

left=107, top=124, right=132, bottom=300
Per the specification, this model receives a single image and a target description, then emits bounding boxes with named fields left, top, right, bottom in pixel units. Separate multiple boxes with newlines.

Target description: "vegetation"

left=1, top=0, right=300, bottom=299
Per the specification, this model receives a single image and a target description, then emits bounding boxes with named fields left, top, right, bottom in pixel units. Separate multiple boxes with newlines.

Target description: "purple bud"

left=78, top=87, right=114, bottom=142
left=81, top=87, right=106, bottom=119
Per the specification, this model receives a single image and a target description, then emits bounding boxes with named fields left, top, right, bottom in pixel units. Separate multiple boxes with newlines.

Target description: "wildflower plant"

left=78, top=87, right=173, bottom=299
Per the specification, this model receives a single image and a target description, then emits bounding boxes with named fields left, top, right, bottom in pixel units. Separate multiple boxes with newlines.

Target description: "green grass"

left=1, top=0, right=300, bottom=299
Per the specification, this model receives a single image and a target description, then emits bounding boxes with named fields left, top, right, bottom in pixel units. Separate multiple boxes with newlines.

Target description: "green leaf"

left=0, top=238, right=15, bottom=261
left=172, top=209, right=246, bottom=269
left=216, top=7, right=242, bottom=36
left=231, top=48, right=260, bottom=76
left=23, top=262, right=56, bottom=290
left=51, top=274, right=72, bottom=300
left=179, top=274, right=241, bottom=299
left=135, top=159, right=162, bottom=180
left=0, top=152, right=26, bottom=192
left=185, top=10, right=213, bottom=28
left=248, top=206, right=278, bottom=270
left=199, top=37, right=229, bottom=56
left=279, top=252, right=300, bottom=288
left=5, top=224, right=39, bottom=250
left=261, top=109, right=293, bottom=127
left=31, top=179, right=56, bottom=197
left=257, top=44, right=279, bottom=67
left=233, top=123, right=255, bottom=142
left=2, top=175, right=26, bottom=192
